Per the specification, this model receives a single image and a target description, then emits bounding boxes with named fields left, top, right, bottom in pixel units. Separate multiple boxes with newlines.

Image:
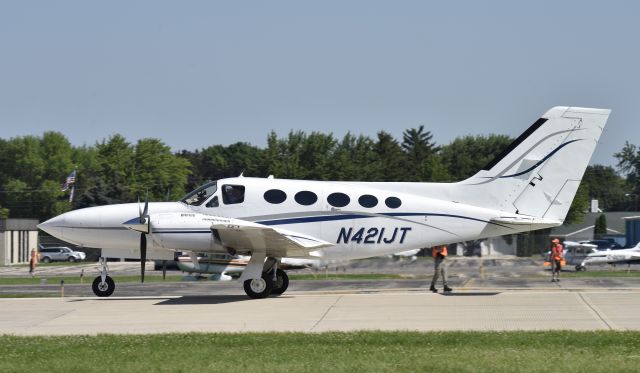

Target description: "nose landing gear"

left=92, top=258, right=115, bottom=297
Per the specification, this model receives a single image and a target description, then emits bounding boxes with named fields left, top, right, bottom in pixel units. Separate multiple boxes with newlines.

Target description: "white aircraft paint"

left=38, top=106, right=611, bottom=298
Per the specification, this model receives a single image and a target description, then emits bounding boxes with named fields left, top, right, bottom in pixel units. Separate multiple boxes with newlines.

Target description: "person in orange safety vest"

left=29, top=248, right=38, bottom=278
left=550, top=238, right=564, bottom=282
left=430, top=245, right=452, bottom=293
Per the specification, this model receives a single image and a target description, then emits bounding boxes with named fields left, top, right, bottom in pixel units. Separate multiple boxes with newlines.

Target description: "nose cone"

left=38, top=214, right=67, bottom=239
left=37, top=208, right=101, bottom=245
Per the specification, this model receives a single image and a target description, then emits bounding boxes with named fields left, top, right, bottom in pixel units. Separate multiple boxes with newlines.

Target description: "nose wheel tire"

left=243, top=273, right=273, bottom=299
left=92, top=276, right=115, bottom=297
left=270, top=269, right=289, bottom=296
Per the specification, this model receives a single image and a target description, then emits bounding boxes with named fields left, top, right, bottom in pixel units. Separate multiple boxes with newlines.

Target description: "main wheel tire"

left=68, top=257, right=76, bottom=263
left=92, top=276, right=115, bottom=297
left=42, top=257, right=51, bottom=264
left=270, top=269, right=289, bottom=296
left=243, top=273, right=273, bottom=299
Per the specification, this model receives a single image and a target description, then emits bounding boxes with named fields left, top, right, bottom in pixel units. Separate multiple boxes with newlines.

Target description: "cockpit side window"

left=205, top=196, right=219, bottom=208
left=222, top=184, right=245, bottom=205
left=181, top=181, right=217, bottom=206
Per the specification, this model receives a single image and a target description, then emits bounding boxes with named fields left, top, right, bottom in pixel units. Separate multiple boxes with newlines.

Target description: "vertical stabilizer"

left=460, top=107, right=610, bottom=222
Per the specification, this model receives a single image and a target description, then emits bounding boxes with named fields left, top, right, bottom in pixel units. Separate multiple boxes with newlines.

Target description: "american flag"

left=61, top=170, right=77, bottom=192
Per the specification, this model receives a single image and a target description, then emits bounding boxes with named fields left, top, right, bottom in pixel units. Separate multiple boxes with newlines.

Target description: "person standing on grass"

left=29, top=248, right=38, bottom=277
left=430, top=245, right=452, bottom=293
left=550, top=238, right=564, bottom=282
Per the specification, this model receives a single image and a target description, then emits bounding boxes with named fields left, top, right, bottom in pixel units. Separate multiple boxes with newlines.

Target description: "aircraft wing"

left=211, top=221, right=333, bottom=258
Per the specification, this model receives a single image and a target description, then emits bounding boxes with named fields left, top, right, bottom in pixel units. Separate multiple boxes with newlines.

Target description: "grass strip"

left=0, top=293, right=53, bottom=298
left=288, top=273, right=414, bottom=280
left=0, top=331, right=639, bottom=372
left=0, top=275, right=184, bottom=285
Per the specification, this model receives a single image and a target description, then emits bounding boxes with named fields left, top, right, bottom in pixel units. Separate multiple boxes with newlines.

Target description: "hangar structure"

left=0, top=219, right=39, bottom=265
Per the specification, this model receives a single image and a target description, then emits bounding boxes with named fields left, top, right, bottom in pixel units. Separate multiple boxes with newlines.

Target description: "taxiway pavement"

left=1, top=289, right=639, bottom=335
left=2, top=259, right=640, bottom=335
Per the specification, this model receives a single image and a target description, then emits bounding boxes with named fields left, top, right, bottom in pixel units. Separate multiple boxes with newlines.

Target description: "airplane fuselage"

left=40, top=177, right=555, bottom=261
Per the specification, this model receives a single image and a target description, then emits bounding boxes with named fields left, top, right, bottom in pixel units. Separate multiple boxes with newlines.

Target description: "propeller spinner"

left=122, top=196, right=150, bottom=283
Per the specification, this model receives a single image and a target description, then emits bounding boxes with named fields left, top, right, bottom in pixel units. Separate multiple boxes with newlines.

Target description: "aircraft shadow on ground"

left=156, top=295, right=252, bottom=305
left=441, top=292, right=501, bottom=296
left=68, top=297, right=178, bottom=303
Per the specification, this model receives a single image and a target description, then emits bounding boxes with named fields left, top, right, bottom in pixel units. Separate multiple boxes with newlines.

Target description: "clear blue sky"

left=1, top=1, right=638, bottom=167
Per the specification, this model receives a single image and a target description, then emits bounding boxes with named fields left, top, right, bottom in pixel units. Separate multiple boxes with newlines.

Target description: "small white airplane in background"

left=175, top=253, right=246, bottom=281
left=176, top=253, right=317, bottom=281
left=574, top=242, right=640, bottom=271
left=38, top=107, right=611, bottom=298
left=389, top=249, right=422, bottom=262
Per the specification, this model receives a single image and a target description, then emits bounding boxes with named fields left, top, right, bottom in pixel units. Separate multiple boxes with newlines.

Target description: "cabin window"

left=358, top=194, right=378, bottom=208
left=205, top=196, right=219, bottom=208
left=295, top=191, right=318, bottom=206
left=327, top=192, right=350, bottom=208
left=385, top=197, right=402, bottom=209
left=264, top=189, right=287, bottom=204
left=222, top=184, right=245, bottom=205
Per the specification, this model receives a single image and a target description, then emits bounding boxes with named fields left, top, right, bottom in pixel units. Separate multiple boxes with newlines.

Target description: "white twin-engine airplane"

left=38, top=107, right=611, bottom=298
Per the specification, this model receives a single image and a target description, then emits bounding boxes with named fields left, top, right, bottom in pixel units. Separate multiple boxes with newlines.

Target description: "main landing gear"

left=241, top=256, right=290, bottom=299
left=92, top=257, right=115, bottom=297
left=242, top=268, right=289, bottom=299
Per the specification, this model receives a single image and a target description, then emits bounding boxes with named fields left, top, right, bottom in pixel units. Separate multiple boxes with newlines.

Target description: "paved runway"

left=1, top=289, right=639, bottom=335
left=3, top=259, right=640, bottom=335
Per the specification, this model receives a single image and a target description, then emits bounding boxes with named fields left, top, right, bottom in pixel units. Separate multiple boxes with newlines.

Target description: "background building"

left=0, top=219, right=39, bottom=265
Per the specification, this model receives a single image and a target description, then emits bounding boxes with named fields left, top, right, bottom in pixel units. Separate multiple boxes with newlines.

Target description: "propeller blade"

left=140, top=233, right=147, bottom=283
left=142, top=192, right=149, bottom=218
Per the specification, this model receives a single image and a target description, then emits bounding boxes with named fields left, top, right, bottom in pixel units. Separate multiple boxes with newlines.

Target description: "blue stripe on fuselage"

left=256, top=212, right=503, bottom=227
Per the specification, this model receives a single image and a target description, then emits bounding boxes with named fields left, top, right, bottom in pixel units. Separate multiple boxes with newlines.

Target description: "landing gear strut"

left=92, top=258, right=115, bottom=297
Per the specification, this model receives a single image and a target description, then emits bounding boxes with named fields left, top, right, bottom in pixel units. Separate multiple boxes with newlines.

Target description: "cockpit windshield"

left=180, top=181, right=217, bottom=206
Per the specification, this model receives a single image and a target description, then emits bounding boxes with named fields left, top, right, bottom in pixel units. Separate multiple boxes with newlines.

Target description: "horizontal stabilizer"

left=490, top=216, right=562, bottom=227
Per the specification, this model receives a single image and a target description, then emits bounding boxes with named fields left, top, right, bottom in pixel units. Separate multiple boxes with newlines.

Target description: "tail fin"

left=460, top=106, right=610, bottom=222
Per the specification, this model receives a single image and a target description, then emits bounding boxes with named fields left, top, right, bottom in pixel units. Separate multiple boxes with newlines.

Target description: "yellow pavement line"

left=462, top=278, right=475, bottom=290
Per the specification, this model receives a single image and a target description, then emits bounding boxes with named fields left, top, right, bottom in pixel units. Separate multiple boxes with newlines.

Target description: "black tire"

left=575, top=265, right=586, bottom=272
left=42, top=256, right=51, bottom=264
left=68, top=257, right=76, bottom=263
left=270, top=269, right=289, bottom=296
left=243, top=273, right=273, bottom=299
left=92, top=276, right=115, bottom=297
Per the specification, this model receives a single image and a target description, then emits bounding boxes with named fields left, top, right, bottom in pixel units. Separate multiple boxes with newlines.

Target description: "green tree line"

left=0, top=129, right=638, bottom=223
